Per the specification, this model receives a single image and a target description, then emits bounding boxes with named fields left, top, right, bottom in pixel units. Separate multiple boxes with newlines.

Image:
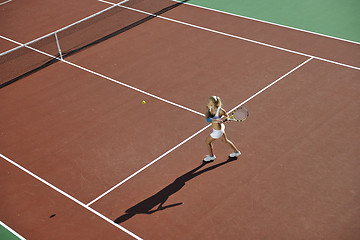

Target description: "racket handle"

left=224, top=118, right=237, bottom=122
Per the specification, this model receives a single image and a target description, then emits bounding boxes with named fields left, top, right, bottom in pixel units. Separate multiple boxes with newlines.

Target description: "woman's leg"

left=220, top=131, right=239, bottom=152
left=205, top=135, right=216, bottom=156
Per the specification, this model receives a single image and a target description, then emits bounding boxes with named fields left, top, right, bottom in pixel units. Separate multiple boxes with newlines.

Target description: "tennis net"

left=0, top=0, right=188, bottom=88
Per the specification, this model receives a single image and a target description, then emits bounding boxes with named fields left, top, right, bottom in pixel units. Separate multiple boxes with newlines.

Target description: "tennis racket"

left=224, top=106, right=249, bottom=122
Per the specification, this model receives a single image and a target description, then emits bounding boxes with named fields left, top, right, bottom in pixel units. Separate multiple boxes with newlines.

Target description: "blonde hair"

left=209, top=96, right=222, bottom=108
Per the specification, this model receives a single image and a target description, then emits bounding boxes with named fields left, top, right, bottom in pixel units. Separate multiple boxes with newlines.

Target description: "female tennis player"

left=204, top=96, right=241, bottom=163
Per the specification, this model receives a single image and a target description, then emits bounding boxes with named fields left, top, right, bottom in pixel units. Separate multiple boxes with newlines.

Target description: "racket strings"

left=233, top=111, right=247, bottom=120
left=229, top=107, right=249, bottom=121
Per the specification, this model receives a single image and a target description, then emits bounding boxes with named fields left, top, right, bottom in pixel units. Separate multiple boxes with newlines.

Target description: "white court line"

left=87, top=124, right=211, bottom=206
left=1, top=5, right=311, bottom=233
left=1, top=0, right=358, bottom=206
left=228, top=57, right=314, bottom=111
left=98, top=0, right=360, bottom=71
left=0, top=153, right=143, bottom=240
left=2, top=1, right=359, bottom=71
left=1, top=33, right=312, bottom=205
left=0, top=35, right=204, bottom=117
left=0, top=221, right=26, bottom=240
left=1, top=29, right=314, bottom=208
left=64, top=60, right=205, bottom=116
left=87, top=57, right=314, bottom=206
left=0, top=0, right=12, bottom=6
left=0, top=1, right=338, bottom=237
left=171, top=0, right=360, bottom=45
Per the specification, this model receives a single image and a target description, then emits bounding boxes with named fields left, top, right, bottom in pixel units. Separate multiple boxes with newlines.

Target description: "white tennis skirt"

left=210, top=123, right=225, bottom=139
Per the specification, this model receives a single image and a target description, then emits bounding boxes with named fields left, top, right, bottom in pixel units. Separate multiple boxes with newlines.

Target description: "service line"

left=0, top=35, right=204, bottom=117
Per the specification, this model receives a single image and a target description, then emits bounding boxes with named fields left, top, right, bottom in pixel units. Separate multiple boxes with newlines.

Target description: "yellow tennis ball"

left=142, top=100, right=146, bottom=104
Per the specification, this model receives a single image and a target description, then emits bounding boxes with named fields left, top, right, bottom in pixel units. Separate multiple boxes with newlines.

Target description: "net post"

left=54, top=32, right=63, bottom=60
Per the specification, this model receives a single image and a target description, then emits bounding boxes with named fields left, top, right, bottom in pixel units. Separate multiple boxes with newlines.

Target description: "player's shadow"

left=114, top=157, right=238, bottom=224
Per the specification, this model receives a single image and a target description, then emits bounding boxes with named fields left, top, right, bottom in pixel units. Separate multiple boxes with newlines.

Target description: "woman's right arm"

left=205, top=106, right=210, bottom=118
left=205, top=106, right=212, bottom=122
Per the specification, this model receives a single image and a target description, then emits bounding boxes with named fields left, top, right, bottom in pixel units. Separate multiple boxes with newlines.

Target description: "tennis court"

left=1, top=0, right=359, bottom=239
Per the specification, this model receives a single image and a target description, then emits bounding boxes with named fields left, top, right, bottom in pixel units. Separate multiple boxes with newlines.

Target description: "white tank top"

left=209, top=106, right=221, bottom=119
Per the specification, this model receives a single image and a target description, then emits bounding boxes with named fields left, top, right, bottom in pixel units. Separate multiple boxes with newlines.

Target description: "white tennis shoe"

left=229, top=151, right=241, bottom=157
left=203, top=155, right=216, bottom=163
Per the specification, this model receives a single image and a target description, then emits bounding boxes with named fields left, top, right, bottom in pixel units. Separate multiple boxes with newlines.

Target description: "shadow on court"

left=114, top=157, right=238, bottom=224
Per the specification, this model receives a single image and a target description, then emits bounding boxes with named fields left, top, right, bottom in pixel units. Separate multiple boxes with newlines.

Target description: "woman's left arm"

left=220, top=108, right=229, bottom=122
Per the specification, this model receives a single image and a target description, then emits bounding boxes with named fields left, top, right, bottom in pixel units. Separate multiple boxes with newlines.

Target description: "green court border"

left=0, top=222, right=24, bottom=240
left=184, top=0, right=360, bottom=44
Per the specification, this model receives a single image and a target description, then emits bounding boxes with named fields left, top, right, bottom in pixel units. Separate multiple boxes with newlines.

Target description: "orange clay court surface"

left=0, top=0, right=359, bottom=239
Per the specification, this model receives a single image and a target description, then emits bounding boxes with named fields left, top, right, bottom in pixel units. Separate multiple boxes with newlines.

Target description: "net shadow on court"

left=0, top=0, right=189, bottom=88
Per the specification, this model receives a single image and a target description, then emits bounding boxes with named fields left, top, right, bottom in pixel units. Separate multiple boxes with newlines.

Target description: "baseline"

left=171, top=0, right=360, bottom=45
left=99, top=0, right=360, bottom=71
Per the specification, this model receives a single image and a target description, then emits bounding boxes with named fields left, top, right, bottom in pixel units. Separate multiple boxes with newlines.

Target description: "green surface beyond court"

left=0, top=224, right=21, bottom=240
left=186, top=0, right=360, bottom=43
